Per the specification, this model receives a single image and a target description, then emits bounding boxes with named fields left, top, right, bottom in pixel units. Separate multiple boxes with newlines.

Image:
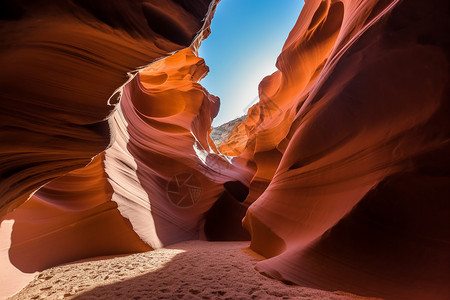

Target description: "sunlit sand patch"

left=9, top=241, right=375, bottom=300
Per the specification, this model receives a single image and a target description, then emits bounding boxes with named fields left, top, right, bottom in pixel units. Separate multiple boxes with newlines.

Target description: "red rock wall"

left=0, top=0, right=215, bottom=217
left=225, top=0, right=450, bottom=298
left=0, top=0, right=243, bottom=297
left=1, top=0, right=449, bottom=299
left=104, top=47, right=251, bottom=249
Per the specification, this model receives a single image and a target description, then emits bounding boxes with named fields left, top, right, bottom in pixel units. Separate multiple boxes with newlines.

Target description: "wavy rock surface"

left=1, top=42, right=254, bottom=297
left=1, top=0, right=449, bottom=299
left=0, top=0, right=238, bottom=297
left=223, top=0, right=450, bottom=299
left=104, top=47, right=251, bottom=249
left=0, top=0, right=216, bottom=218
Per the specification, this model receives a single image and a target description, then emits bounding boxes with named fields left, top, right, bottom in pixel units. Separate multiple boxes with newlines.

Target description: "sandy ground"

left=8, top=241, right=378, bottom=300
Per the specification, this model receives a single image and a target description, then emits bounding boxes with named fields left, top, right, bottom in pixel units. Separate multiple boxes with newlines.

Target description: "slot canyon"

left=0, top=0, right=449, bottom=299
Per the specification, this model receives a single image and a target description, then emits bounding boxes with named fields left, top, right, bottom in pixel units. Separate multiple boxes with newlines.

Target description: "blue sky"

left=199, top=0, right=303, bottom=126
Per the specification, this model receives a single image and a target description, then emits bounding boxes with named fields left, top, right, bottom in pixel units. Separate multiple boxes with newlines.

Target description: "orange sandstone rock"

left=0, top=0, right=217, bottom=218
left=1, top=0, right=449, bottom=299
left=0, top=1, right=228, bottom=297
left=234, top=0, right=450, bottom=299
left=104, top=46, right=251, bottom=249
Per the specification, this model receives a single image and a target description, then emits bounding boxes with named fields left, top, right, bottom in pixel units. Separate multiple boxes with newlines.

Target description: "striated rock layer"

left=219, top=0, right=450, bottom=299
left=0, top=0, right=216, bottom=218
left=1, top=0, right=449, bottom=299
left=104, top=47, right=251, bottom=249
left=3, top=42, right=252, bottom=279
left=0, top=0, right=255, bottom=297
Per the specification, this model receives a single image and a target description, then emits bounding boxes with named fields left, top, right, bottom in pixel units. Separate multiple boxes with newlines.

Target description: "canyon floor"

left=8, top=241, right=378, bottom=300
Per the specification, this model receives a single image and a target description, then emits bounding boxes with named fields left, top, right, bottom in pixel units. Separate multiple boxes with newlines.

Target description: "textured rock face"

left=5, top=154, right=151, bottom=272
left=0, top=0, right=242, bottom=297
left=103, top=47, right=251, bottom=249
left=2, top=43, right=254, bottom=297
left=210, top=115, right=246, bottom=148
left=1, top=0, right=449, bottom=299
left=224, top=0, right=449, bottom=299
left=0, top=0, right=216, bottom=218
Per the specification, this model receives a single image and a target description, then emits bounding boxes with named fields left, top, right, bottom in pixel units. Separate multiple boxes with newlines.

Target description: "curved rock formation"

left=3, top=42, right=253, bottom=278
left=0, top=0, right=215, bottom=218
left=5, top=153, right=151, bottom=273
left=2, top=37, right=255, bottom=296
left=231, top=0, right=450, bottom=299
left=104, top=47, right=251, bottom=249
left=1, top=0, right=238, bottom=297
left=1, top=0, right=449, bottom=299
